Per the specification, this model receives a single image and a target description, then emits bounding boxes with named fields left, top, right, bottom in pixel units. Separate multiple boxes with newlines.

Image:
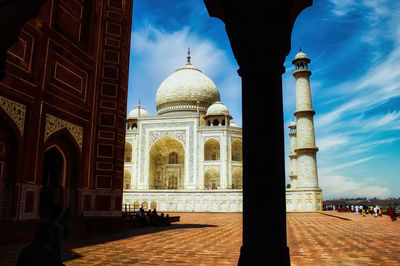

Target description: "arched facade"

left=124, top=169, right=131, bottom=189
left=123, top=52, right=243, bottom=212
left=232, top=139, right=242, bottom=161
left=0, top=114, right=20, bottom=220
left=149, top=136, right=185, bottom=190
left=124, top=142, right=132, bottom=162
left=204, top=167, right=220, bottom=189
left=204, top=138, right=220, bottom=161
left=232, top=168, right=243, bottom=189
left=41, top=129, right=81, bottom=216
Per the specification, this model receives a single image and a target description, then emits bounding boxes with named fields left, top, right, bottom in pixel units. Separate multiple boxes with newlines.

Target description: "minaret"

left=288, top=119, right=297, bottom=189
left=292, top=49, right=322, bottom=211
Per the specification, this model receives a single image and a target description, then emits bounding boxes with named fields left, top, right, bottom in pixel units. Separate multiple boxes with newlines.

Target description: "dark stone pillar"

left=203, top=1, right=313, bottom=265
left=237, top=64, right=290, bottom=265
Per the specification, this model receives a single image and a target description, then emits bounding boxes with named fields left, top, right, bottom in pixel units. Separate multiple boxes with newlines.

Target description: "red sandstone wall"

left=0, top=0, right=132, bottom=220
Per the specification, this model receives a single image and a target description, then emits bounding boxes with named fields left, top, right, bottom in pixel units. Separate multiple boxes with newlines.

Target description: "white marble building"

left=123, top=51, right=242, bottom=212
left=286, top=50, right=323, bottom=212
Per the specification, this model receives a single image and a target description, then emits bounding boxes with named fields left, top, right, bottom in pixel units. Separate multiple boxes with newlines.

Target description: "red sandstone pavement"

left=1, top=212, right=400, bottom=265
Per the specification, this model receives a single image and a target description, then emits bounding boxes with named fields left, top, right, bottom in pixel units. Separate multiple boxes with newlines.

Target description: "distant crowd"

left=136, top=208, right=171, bottom=226
left=324, top=204, right=398, bottom=221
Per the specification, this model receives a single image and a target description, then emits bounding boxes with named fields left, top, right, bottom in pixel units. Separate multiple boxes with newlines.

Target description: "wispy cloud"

left=328, top=0, right=357, bottom=16
left=319, top=174, right=390, bottom=199
left=284, top=1, right=400, bottom=198
left=322, top=156, right=375, bottom=172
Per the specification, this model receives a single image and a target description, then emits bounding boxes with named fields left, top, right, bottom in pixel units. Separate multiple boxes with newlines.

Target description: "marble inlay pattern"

left=44, top=114, right=83, bottom=149
left=0, top=96, right=26, bottom=136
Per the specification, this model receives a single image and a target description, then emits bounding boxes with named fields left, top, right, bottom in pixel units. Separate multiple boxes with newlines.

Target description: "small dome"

left=289, top=120, right=296, bottom=128
left=295, top=51, right=308, bottom=60
left=128, top=106, right=149, bottom=119
left=206, top=101, right=229, bottom=116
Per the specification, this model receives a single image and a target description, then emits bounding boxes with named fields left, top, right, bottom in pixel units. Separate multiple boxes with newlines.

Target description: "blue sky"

left=127, top=0, right=400, bottom=199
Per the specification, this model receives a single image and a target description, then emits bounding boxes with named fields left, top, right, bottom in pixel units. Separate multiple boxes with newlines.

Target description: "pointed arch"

left=149, top=136, right=185, bottom=189
left=41, top=128, right=82, bottom=216
left=231, top=139, right=242, bottom=161
left=124, top=142, right=132, bottom=162
left=204, top=167, right=220, bottom=190
left=232, top=168, right=243, bottom=189
left=124, top=169, right=131, bottom=189
left=0, top=112, right=20, bottom=220
left=204, top=138, right=220, bottom=161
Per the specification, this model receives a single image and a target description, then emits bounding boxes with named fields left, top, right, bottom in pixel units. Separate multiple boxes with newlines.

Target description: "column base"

left=238, top=244, right=290, bottom=265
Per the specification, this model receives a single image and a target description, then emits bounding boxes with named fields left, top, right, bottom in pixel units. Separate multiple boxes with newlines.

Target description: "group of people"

left=353, top=205, right=383, bottom=217
left=327, top=204, right=399, bottom=221
left=136, top=207, right=171, bottom=226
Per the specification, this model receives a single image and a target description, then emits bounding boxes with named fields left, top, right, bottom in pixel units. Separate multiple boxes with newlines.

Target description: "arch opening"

left=232, top=139, right=243, bottom=161
left=40, top=130, right=81, bottom=218
left=124, top=169, right=131, bottom=189
left=149, top=136, right=185, bottom=189
left=0, top=117, right=19, bottom=219
left=204, top=167, right=220, bottom=190
left=204, top=138, right=220, bottom=161
left=232, top=168, right=243, bottom=189
left=124, top=142, right=132, bottom=162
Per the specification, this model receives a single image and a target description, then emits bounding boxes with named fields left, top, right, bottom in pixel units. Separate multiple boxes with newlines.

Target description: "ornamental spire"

left=186, top=47, right=191, bottom=65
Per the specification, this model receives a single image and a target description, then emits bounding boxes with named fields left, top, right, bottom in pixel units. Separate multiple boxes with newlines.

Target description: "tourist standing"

left=373, top=205, right=378, bottom=217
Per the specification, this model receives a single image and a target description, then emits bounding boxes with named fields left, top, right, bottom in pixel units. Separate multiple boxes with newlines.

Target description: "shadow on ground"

left=0, top=223, right=218, bottom=265
left=62, top=223, right=218, bottom=262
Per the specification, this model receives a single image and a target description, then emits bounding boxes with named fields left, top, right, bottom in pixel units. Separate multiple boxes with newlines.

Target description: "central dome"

left=156, top=54, right=220, bottom=115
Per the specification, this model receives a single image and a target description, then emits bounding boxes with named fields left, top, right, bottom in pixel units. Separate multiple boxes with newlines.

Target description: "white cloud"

left=322, top=156, right=375, bottom=172
left=319, top=174, right=390, bottom=199
left=328, top=0, right=357, bottom=16
left=317, top=134, right=349, bottom=152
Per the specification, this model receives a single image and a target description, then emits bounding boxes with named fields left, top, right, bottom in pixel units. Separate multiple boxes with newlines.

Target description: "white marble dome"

left=156, top=62, right=220, bottom=115
left=295, top=51, right=308, bottom=60
left=289, top=120, right=296, bottom=128
left=206, top=101, right=229, bottom=116
left=128, top=106, right=149, bottom=119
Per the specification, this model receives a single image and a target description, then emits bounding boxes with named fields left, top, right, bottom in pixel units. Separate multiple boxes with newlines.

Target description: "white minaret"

left=286, top=49, right=322, bottom=212
left=288, top=120, right=297, bottom=189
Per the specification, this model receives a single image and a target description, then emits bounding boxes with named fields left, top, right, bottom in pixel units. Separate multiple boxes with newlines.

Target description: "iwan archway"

left=149, top=136, right=185, bottom=190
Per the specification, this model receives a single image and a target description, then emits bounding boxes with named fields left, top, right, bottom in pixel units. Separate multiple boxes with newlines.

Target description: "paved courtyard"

left=1, top=212, right=400, bottom=265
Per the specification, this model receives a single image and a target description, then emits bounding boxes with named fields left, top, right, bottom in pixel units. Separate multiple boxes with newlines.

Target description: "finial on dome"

left=187, top=47, right=191, bottom=65
left=299, top=46, right=302, bottom=52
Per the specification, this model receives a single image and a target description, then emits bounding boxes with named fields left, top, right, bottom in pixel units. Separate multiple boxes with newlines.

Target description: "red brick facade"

left=0, top=0, right=133, bottom=221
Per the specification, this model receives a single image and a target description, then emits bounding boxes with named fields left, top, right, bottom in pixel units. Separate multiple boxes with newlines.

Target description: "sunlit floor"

left=287, top=212, right=400, bottom=265
left=1, top=212, right=400, bottom=265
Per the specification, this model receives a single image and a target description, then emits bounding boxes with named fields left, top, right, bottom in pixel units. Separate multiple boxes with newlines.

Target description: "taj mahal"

left=122, top=49, right=322, bottom=213
left=122, top=50, right=243, bottom=212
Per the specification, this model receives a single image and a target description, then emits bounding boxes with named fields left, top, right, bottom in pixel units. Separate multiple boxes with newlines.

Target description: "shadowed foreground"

left=1, top=212, right=400, bottom=265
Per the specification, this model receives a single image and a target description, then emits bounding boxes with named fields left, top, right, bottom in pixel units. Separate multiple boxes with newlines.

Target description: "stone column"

left=203, top=0, right=313, bottom=265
